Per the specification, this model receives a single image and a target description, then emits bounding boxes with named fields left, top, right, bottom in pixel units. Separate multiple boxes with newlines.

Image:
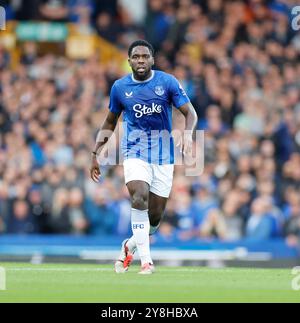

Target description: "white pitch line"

left=6, top=268, right=113, bottom=272
left=3, top=267, right=272, bottom=273
left=5, top=267, right=202, bottom=273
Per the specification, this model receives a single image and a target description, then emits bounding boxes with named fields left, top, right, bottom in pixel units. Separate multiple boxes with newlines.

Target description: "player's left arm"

left=168, top=74, right=198, bottom=155
left=178, top=102, right=198, bottom=156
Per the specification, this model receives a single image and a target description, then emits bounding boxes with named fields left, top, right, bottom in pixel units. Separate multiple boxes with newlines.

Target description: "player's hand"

left=182, top=133, right=193, bottom=157
left=90, top=155, right=101, bottom=182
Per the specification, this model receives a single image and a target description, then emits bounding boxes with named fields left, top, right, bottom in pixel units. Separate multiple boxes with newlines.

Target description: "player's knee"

left=131, top=193, right=148, bottom=210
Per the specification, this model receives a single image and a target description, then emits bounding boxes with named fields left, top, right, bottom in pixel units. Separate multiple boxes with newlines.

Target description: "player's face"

left=128, top=46, right=154, bottom=81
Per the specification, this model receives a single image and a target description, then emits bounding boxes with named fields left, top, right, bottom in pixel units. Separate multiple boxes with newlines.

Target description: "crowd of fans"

left=0, top=0, right=300, bottom=246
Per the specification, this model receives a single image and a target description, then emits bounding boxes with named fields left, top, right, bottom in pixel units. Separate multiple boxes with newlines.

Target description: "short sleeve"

left=109, top=83, right=123, bottom=114
left=168, top=75, right=190, bottom=109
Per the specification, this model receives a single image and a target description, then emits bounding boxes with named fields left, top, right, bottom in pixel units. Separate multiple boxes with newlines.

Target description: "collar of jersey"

left=131, top=70, right=155, bottom=83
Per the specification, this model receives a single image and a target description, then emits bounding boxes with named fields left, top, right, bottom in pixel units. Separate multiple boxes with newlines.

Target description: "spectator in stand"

left=198, top=208, right=227, bottom=240
left=6, top=200, right=38, bottom=234
left=39, top=0, right=69, bottom=22
left=221, top=193, right=244, bottom=241
left=28, top=186, right=50, bottom=233
left=85, top=185, right=118, bottom=235
left=48, top=188, right=71, bottom=233
left=68, top=0, right=94, bottom=24
left=68, top=187, right=88, bottom=234
left=191, top=181, right=218, bottom=231
left=284, top=198, right=300, bottom=247
left=0, top=45, right=10, bottom=70
left=20, top=42, right=38, bottom=66
left=144, top=0, right=174, bottom=51
left=95, top=12, right=121, bottom=43
left=282, top=187, right=300, bottom=220
left=246, top=197, right=274, bottom=241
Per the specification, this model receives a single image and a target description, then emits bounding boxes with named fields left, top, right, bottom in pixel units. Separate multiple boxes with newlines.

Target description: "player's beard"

left=134, top=66, right=152, bottom=81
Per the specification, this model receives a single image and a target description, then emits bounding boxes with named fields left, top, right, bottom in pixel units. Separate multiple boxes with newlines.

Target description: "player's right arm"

left=90, top=82, right=123, bottom=182
left=90, top=111, right=120, bottom=182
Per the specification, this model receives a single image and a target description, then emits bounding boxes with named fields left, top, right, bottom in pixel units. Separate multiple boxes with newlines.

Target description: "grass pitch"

left=0, top=263, right=299, bottom=303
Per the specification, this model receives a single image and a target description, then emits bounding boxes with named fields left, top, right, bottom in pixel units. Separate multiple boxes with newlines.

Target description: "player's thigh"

left=124, top=158, right=152, bottom=203
left=149, top=164, right=174, bottom=199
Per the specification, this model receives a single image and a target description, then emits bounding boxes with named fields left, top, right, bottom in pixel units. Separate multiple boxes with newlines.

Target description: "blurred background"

left=0, top=0, right=299, bottom=267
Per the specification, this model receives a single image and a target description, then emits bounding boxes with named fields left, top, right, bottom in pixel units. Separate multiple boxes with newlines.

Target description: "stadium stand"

left=0, top=0, right=299, bottom=265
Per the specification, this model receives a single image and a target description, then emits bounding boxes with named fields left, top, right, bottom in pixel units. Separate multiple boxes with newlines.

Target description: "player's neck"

left=132, top=70, right=154, bottom=82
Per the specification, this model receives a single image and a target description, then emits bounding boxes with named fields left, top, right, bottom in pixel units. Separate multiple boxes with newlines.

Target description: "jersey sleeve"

left=108, top=83, right=123, bottom=114
left=168, top=75, right=190, bottom=109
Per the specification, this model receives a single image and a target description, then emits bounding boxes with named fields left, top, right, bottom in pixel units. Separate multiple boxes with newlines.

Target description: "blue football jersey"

left=108, top=70, right=190, bottom=165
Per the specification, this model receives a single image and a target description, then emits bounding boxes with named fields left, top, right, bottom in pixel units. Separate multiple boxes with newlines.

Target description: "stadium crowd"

left=0, top=0, right=300, bottom=246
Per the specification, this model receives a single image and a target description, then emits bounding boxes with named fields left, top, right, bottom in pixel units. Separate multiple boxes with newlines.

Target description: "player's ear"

left=128, top=58, right=132, bottom=68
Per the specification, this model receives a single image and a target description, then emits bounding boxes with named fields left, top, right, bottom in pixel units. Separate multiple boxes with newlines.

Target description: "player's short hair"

left=128, top=40, right=154, bottom=58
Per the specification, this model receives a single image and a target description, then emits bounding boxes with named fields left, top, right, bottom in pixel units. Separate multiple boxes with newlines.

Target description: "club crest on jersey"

left=125, top=91, right=133, bottom=98
left=154, top=86, right=165, bottom=96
